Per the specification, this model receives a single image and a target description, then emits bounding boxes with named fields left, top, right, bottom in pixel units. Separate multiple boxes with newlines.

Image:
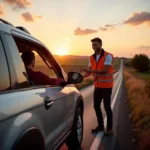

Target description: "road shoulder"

left=113, top=79, right=135, bottom=150
left=99, top=79, right=135, bottom=150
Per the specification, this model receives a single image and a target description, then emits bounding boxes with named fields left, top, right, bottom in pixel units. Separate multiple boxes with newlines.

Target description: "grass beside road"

left=131, top=71, right=150, bottom=85
left=124, top=69, right=150, bottom=150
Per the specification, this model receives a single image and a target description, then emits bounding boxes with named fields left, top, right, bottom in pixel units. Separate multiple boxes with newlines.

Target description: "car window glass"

left=0, top=39, right=10, bottom=91
left=34, top=52, right=57, bottom=78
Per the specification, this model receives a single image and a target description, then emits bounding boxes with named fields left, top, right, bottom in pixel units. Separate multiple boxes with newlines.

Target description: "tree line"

left=124, top=54, right=150, bottom=72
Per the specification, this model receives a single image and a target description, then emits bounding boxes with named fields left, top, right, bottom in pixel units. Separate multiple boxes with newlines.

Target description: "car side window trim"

left=0, top=33, right=11, bottom=91
left=0, top=33, right=11, bottom=88
left=11, top=30, right=43, bottom=46
left=0, top=32, right=19, bottom=90
left=2, top=33, right=30, bottom=89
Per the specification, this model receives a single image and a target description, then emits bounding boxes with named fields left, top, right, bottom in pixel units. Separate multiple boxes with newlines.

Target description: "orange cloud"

left=3, top=0, right=31, bottom=10
left=74, top=27, right=97, bottom=35
left=0, top=4, right=5, bottom=16
left=21, top=12, right=42, bottom=22
left=21, top=12, right=34, bottom=22
left=99, top=24, right=116, bottom=31
left=99, top=27, right=107, bottom=31
left=124, top=12, right=150, bottom=26
left=75, top=12, right=150, bottom=35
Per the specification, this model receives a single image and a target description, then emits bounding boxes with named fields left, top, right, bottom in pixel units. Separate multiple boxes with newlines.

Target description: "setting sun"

left=55, top=48, right=69, bottom=56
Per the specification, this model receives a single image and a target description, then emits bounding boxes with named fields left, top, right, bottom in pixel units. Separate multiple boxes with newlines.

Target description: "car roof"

left=0, top=22, right=29, bottom=35
left=0, top=22, right=43, bottom=45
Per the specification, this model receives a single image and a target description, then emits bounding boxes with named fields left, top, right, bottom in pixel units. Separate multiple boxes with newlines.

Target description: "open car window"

left=34, top=52, right=57, bottom=78
left=13, top=36, right=64, bottom=87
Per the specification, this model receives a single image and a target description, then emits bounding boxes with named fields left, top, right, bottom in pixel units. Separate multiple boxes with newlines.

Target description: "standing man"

left=81, top=37, right=114, bottom=136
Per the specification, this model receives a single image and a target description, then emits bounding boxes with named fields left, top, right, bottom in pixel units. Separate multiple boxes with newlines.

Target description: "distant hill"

left=54, top=55, right=89, bottom=66
left=36, top=54, right=121, bottom=67
left=54, top=55, right=89, bottom=59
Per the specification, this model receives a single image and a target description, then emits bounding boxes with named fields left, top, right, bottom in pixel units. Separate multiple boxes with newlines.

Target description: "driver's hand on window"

left=55, top=78, right=64, bottom=85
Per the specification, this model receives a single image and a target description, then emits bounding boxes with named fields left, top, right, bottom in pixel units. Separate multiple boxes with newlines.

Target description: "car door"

left=32, top=85, right=70, bottom=149
left=2, top=33, right=70, bottom=149
left=44, top=85, right=72, bottom=148
left=61, top=69, right=76, bottom=130
left=31, top=47, right=73, bottom=147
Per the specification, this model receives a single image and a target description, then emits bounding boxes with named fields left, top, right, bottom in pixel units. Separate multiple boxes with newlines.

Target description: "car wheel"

left=66, top=107, right=83, bottom=149
left=13, top=129, right=45, bottom=150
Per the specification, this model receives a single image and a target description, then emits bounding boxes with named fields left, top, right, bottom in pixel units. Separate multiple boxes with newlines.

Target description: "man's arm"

left=81, top=54, right=113, bottom=75
left=91, top=54, right=112, bottom=74
left=90, top=65, right=110, bottom=74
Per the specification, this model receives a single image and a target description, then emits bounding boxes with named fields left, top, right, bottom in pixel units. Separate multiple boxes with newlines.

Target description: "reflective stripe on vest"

left=93, top=73, right=113, bottom=77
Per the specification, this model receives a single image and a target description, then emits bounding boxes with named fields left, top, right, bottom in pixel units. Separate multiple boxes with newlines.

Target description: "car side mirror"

left=67, top=72, right=83, bottom=84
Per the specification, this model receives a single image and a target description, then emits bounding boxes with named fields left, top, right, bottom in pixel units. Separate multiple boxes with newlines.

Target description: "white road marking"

left=90, top=65, right=123, bottom=150
left=90, top=131, right=104, bottom=149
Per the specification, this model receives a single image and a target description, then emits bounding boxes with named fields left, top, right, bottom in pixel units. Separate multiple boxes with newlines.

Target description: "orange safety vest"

left=90, top=50, right=114, bottom=88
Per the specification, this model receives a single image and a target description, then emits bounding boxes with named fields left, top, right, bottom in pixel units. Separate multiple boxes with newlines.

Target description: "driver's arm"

left=36, top=71, right=63, bottom=85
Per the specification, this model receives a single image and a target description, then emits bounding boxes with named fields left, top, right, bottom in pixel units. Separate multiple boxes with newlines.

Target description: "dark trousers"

left=94, top=87, right=113, bottom=130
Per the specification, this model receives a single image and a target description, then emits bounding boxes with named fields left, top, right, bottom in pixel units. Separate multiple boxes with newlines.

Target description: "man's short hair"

left=91, top=37, right=102, bottom=44
left=21, top=51, right=35, bottom=66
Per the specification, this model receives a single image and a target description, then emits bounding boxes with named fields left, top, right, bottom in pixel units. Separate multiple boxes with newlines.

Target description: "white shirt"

left=88, top=54, right=112, bottom=67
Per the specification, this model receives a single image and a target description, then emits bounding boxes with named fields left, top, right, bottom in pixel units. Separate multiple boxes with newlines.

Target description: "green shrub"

left=131, top=54, right=149, bottom=72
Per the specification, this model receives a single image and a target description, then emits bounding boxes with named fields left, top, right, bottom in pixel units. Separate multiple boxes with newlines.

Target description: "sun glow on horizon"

left=55, top=48, right=69, bottom=56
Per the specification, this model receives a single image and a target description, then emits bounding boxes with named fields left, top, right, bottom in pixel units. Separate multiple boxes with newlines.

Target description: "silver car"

left=0, top=19, right=84, bottom=150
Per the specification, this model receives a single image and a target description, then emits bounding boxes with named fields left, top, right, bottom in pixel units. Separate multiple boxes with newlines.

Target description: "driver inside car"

left=21, top=51, right=64, bottom=86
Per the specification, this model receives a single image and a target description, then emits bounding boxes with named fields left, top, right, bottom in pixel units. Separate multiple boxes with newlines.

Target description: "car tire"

left=66, top=107, right=83, bottom=149
left=13, top=129, right=45, bottom=150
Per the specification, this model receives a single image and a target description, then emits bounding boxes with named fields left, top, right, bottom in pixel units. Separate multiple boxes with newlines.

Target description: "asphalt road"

left=61, top=60, right=128, bottom=150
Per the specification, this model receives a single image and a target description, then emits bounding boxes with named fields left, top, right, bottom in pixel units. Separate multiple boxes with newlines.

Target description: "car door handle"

left=44, top=96, right=54, bottom=110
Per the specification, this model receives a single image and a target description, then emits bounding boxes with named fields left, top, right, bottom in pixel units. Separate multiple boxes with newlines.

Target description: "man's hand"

left=80, top=67, right=92, bottom=78
left=80, top=65, right=110, bottom=75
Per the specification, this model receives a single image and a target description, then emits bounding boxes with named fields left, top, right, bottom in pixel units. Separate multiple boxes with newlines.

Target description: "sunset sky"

left=0, top=0, right=150, bottom=57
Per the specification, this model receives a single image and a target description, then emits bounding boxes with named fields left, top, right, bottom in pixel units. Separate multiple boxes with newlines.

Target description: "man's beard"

left=94, top=48, right=101, bottom=53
